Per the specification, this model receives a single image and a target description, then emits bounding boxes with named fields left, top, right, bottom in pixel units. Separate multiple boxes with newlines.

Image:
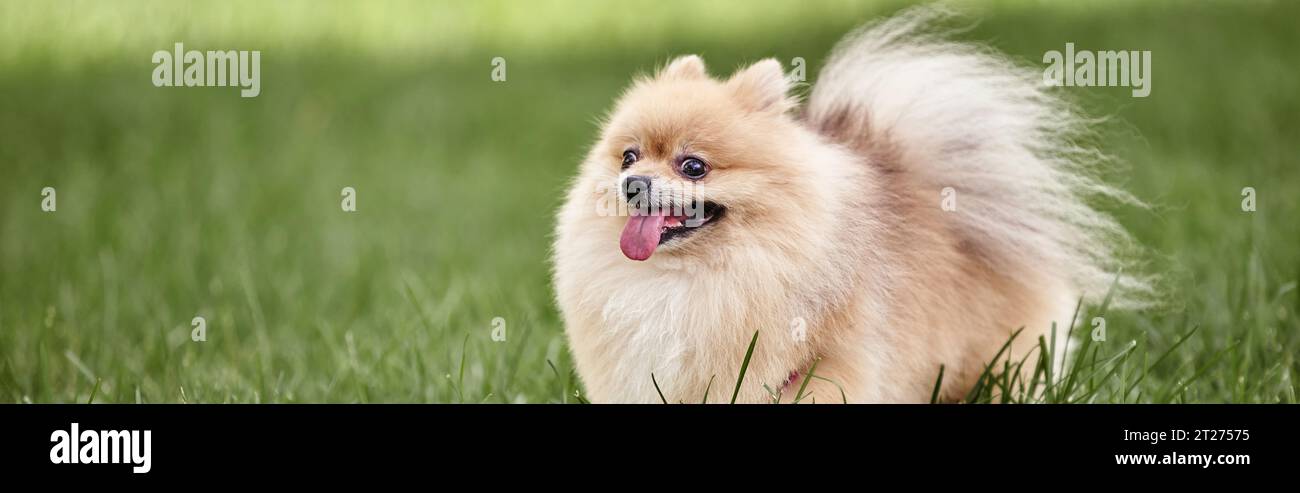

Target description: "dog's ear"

left=660, top=55, right=707, bottom=80
left=727, top=59, right=793, bottom=112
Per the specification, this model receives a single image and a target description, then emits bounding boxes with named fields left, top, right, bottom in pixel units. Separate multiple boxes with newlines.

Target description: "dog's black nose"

left=623, top=175, right=652, bottom=203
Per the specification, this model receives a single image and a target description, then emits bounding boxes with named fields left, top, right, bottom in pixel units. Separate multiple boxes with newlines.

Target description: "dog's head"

left=579, top=55, right=811, bottom=262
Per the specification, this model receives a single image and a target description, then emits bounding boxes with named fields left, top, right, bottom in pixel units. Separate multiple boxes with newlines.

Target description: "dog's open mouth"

left=619, top=201, right=724, bottom=261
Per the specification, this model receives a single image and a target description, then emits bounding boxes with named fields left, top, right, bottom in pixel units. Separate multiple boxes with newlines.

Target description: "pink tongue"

left=619, top=213, right=666, bottom=261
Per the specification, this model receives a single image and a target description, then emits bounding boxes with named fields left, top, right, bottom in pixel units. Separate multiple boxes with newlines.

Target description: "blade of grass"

left=1066, top=340, right=1139, bottom=403
left=546, top=359, right=566, bottom=404
left=455, top=332, right=469, bottom=402
left=929, top=364, right=945, bottom=404
left=86, top=377, right=102, bottom=404
left=1124, top=326, right=1200, bottom=398
left=1158, top=339, right=1235, bottom=403
left=810, top=375, right=848, bottom=404
left=762, top=384, right=781, bottom=403
left=651, top=373, right=668, bottom=404
left=964, top=327, right=1024, bottom=403
left=793, top=357, right=821, bottom=404
left=730, top=331, right=759, bottom=404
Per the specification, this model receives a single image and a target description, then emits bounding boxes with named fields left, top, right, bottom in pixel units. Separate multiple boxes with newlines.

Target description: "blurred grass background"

left=0, top=0, right=1296, bottom=403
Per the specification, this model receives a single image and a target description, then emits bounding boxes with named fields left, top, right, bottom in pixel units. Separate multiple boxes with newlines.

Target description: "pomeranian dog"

left=552, top=7, right=1148, bottom=403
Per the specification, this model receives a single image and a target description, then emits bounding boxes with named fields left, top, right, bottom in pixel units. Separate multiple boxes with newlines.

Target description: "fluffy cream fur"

left=552, top=7, right=1146, bottom=403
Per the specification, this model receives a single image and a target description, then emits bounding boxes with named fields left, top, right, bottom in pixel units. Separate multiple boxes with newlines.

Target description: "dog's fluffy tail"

left=804, top=6, right=1151, bottom=308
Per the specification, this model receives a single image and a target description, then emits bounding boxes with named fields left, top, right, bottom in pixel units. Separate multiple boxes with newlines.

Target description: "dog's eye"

left=621, top=150, right=638, bottom=169
left=679, top=157, right=710, bottom=179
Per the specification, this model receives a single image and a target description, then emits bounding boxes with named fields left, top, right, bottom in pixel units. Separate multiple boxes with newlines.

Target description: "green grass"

left=1, top=0, right=1297, bottom=403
